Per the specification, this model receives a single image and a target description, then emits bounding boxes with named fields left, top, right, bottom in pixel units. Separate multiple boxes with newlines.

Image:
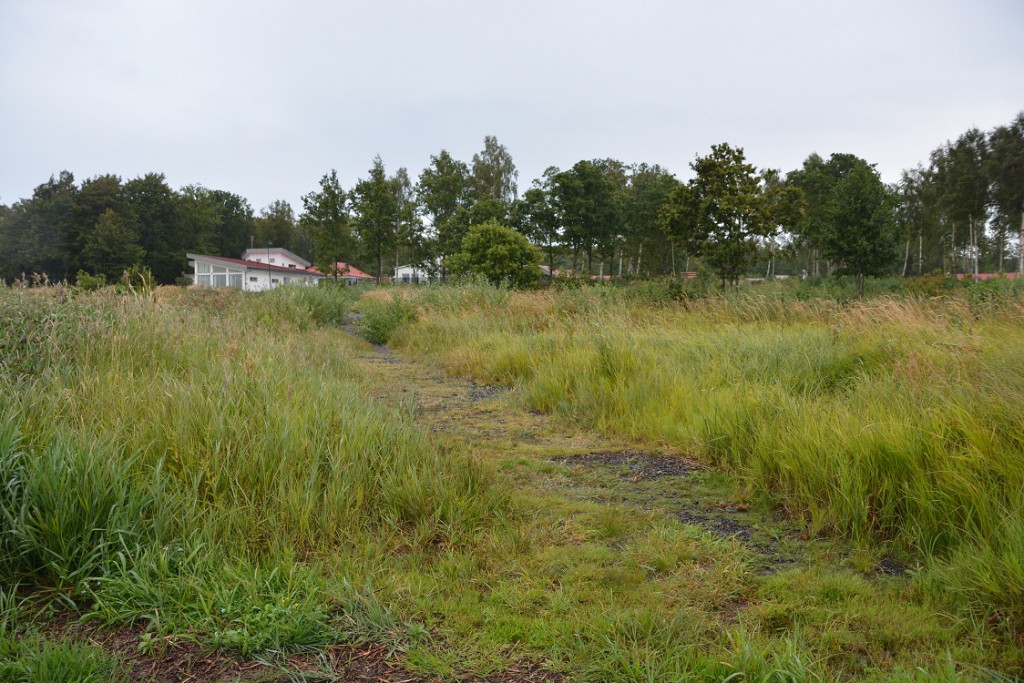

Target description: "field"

left=2, top=279, right=1023, bottom=681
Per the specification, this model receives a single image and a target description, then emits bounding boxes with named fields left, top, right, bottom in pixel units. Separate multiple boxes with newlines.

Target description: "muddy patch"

left=553, top=451, right=701, bottom=480
left=44, top=613, right=563, bottom=683
left=468, top=380, right=506, bottom=402
left=553, top=451, right=801, bottom=572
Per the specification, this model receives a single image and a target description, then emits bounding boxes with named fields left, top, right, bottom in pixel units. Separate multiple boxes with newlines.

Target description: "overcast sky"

left=1, top=0, right=1022, bottom=212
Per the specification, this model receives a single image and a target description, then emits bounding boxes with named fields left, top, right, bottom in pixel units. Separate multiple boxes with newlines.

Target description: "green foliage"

left=662, top=144, right=777, bottom=286
left=118, top=263, right=154, bottom=294
left=74, top=270, right=107, bottom=291
left=301, top=169, right=354, bottom=275
left=79, top=208, right=145, bottom=282
left=470, top=135, right=518, bottom=207
left=447, top=220, right=541, bottom=288
left=358, top=293, right=419, bottom=345
left=553, top=159, right=621, bottom=271
left=352, top=157, right=401, bottom=279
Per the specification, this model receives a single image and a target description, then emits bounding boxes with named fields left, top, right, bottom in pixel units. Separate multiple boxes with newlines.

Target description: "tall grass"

left=0, top=284, right=504, bottom=653
left=381, top=280, right=1024, bottom=627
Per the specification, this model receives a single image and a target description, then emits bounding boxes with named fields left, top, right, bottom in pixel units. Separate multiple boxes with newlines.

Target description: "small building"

left=325, top=262, right=375, bottom=285
left=394, top=263, right=439, bottom=284
left=187, top=249, right=325, bottom=291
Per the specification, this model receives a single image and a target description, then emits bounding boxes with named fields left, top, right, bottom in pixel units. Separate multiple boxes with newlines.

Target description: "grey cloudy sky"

left=1, top=0, right=1022, bottom=212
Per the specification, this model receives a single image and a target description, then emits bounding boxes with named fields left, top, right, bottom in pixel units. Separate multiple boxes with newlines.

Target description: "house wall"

left=393, top=266, right=434, bottom=284
left=245, top=269, right=321, bottom=291
left=192, top=258, right=322, bottom=291
left=243, top=248, right=308, bottom=270
left=194, top=260, right=245, bottom=288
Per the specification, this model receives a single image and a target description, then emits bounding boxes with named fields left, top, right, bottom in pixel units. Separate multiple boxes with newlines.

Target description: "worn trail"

left=353, top=334, right=830, bottom=575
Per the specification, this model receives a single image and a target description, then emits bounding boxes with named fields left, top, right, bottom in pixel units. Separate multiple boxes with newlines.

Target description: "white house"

left=394, top=263, right=440, bottom=284
left=187, top=248, right=325, bottom=291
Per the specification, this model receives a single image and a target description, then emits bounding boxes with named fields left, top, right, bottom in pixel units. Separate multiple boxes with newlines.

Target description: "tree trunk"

left=1019, top=210, right=1024, bottom=275
left=950, top=222, right=956, bottom=276
left=902, top=238, right=910, bottom=277
left=671, top=242, right=676, bottom=277
left=918, top=232, right=923, bottom=275
left=637, top=243, right=643, bottom=275
left=972, top=217, right=979, bottom=277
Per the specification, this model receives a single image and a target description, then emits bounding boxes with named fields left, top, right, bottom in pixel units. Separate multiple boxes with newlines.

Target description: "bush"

left=74, top=271, right=107, bottom=291
left=447, top=221, right=541, bottom=288
left=358, top=294, right=418, bottom=345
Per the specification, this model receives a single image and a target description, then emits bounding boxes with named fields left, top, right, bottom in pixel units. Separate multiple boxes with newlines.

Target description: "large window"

left=197, top=261, right=244, bottom=287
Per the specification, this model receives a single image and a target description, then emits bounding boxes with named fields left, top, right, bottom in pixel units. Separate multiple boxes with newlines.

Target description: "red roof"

left=328, top=262, right=374, bottom=279
left=955, top=272, right=1021, bottom=281
left=187, top=253, right=324, bottom=276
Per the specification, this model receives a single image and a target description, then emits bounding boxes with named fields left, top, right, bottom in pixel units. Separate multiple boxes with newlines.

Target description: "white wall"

left=243, top=248, right=309, bottom=271
left=244, top=269, right=321, bottom=291
left=192, top=258, right=322, bottom=291
left=394, top=265, right=435, bottom=284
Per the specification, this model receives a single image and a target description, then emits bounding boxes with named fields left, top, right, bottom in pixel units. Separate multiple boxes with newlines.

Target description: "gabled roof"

left=187, top=253, right=324, bottom=277
left=328, top=262, right=374, bottom=279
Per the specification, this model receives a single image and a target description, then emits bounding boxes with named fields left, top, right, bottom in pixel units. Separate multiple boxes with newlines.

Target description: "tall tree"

left=662, top=144, right=772, bottom=287
left=554, top=160, right=620, bottom=273
left=518, top=168, right=561, bottom=275
left=392, top=167, right=425, bottom=269
left=81, top=209, right=145, bottom=281
left=939, top=129, right=990, bottom=276
left=351, top=156, right=399, bottom=281
left=72, top=175, right=125, bottom=276
left=417, top=150, right=470, bottom=263
left=623, top=163, right=678, bottom=275
left=300, top=170, right=354, bottom=278
left=206, top=188, right=254, bottom=257
left=819, top=158, right=899, bottom=292
left=470, top=135, right=518, bottom=207
left=254, top=200, right=297, bottom=252
left=14, top=172, right=78, bottom=280
left=124, top=173, right=181, bottom=284
left=759, top=169, right=804, bottom=279
left=178, top=185, right=222, bottom=256
left=988, top=112, right=1024, bottom=274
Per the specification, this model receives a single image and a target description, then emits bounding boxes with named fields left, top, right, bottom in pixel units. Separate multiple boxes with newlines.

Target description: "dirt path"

left=352, top=335, right=828, bottom=575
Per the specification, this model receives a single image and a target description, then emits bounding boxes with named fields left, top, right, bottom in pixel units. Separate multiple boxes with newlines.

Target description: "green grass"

left=382, top=280, right=1024, bottom=634
left=2, top=280, right=1023, bottom=681
left=0, top=284, right=503, bottom=670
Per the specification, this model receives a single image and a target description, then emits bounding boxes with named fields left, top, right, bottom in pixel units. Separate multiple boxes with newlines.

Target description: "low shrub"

left=358, top=294, right=418, bottom=345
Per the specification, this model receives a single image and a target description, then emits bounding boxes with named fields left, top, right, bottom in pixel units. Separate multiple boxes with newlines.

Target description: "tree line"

left=1, top=114, right=1021, bottom=287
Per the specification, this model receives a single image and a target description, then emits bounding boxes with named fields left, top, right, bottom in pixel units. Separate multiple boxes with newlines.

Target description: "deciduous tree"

left=447, top=220, right=540, bottom=287
left=662, top=144, right=772, bottom=286
left=81, top=209, right=145, bottom=281
left=301, top=170, right=354, bottom=278
left=352, top=157, right=399, bottom=281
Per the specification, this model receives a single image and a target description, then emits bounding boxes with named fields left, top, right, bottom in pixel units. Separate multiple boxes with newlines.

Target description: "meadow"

left=381, top=277, right=1024, bottom=631
left=1, top=278, right=1023, bottom=681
